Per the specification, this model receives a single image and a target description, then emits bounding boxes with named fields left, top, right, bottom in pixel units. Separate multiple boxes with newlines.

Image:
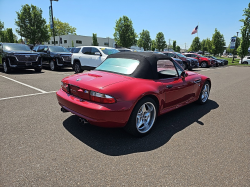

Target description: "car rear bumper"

left=56, top=89, right=132, bottom=128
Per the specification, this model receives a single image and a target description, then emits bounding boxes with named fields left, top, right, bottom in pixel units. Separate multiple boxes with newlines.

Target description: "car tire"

left=49, top=60, right=56, bottom=71
left=201, top=61, right=208, bottom=68
left=3, top=61, right=11, bottom=73
left=124, top=97, right=157, bottom=137
left=188, top=67, right=193, bottom=71
left=242, top=61, right=248, bottom=64
left=197, top=81, right=210, bottom=105
left=34, top=67, right=42, bottom=72
left=183, top=62, right=187, bottom=70
left=74, top=62, right=83, bottom=74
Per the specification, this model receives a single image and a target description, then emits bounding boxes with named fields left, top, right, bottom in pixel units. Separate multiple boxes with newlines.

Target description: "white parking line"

left=0, top=91, right=57, bottom=101
left=0, top=75, right=47, bottom=93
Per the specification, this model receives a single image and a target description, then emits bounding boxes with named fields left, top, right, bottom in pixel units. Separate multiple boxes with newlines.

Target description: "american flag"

left=191, top=26, right=198, bottom=34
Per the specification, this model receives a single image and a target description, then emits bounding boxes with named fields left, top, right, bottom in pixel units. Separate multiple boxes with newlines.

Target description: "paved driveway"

left=0, top=66, right=249, bottom=186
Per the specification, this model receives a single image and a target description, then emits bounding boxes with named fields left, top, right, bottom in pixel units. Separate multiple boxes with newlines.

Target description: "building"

left=43, top=34, right=116, bottom=48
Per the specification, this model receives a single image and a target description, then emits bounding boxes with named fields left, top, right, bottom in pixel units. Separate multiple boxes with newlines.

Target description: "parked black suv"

left=0, top=43, right=41, bottom=73
left=33, top=45, right=72, bottom=71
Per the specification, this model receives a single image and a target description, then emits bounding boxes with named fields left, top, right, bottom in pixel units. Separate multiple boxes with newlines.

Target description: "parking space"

left=0, top=66, right=249, bottom=186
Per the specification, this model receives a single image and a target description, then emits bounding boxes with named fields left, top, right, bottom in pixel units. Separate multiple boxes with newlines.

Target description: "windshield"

left=96, top=58, right=139, bottom=75
left=49, top=46, right=69, bottom=52
left=99, top=48, right=119, bottom=55
left=176, top=53, right=186, bottom=58
left=3, top=43, right=31, bottom=51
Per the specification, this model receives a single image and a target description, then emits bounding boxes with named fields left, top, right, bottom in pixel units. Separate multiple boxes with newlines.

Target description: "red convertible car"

left=57, top=52, right=211, bottom=137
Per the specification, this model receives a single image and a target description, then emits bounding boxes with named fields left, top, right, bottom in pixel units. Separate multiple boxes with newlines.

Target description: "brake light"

left=61, top=81, right=69, bottom=93
left=90, top=91, right=116, bottom=104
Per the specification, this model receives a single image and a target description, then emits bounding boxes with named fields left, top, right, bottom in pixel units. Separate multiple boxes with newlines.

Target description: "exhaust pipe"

left=61, top=107, right=69, bottom=113
left=78, top=117, right=88, bottom=124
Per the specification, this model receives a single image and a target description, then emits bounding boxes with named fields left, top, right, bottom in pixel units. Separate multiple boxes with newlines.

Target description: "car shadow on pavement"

left=63, top=100, right=219, bottom=156
left=2, top=69, right=44, bottom=74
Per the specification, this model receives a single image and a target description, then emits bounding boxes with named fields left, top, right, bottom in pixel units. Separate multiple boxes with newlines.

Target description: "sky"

left=0, top=0, right=249, bottom=49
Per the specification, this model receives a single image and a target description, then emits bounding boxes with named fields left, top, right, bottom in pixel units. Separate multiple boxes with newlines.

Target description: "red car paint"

left=56, top=70, right=210, bottom=128
left=184, top=53, right=215, bottom=67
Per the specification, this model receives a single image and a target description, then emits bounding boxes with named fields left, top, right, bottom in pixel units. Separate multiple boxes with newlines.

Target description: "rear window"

left=96, top=58, right=139, bottom=75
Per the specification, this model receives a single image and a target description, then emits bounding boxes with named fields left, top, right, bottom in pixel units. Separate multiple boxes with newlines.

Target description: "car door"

left=37, top=46, right=47, bottom=65
left=90, top=47, right=103, bottom=67
left=157, top=60, right=196, bottom=111
left=79, top=47, right=91, bottom=67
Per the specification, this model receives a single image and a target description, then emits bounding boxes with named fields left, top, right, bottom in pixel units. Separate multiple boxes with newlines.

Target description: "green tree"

left=71, top=40, right=74, bottom=47
left=200, top=39, right=207, bottom=54
left=15, top=4, right=50, bottom=45
left=137, top=29, right=151, bottom=51
left=92, top=33, right=98, bottom=46
left=205, top=38, right=212, bottom=54
left=151, top=40, right=156, bottom=51
left=47, top=18, right=76, bottom=37
left=0, top=21, right=5, bottom=42
left=173, top=40, right=176, bottom=51
left=211, top=28, right=225, bottom=56
left=155, top=32, right=166, bottom=51
left=114, top=16, right=137, bottom=48
left=6, top=28, right=14, bottom=43
left=189, top=37, right=201, bottom=52
left=176, top=45, right=181, bottom=52
left=238, top=3, right=250, bottom=62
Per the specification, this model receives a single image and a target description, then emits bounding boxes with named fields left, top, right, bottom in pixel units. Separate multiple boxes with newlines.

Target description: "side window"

left=169, top=53, right=175, bottom=58
left=81, top=47, right=91, bottom=55
left=185, top=54, right=191, bottom=57
left=37, top=46, right=45, bottom=52
left=73, top=48, right=80, bottom=53
left=247, top=57, right=250, bottom=59
left=157, top=60, right=178, bottom=79
left=33, top=46, right=38, bottom=51
left=91, top=47, right=100, bottom=55
left=191, top=54, right=197, bottom=57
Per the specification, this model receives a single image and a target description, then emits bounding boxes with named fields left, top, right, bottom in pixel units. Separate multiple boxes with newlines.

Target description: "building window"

left=48, top=41, right=50, bottom=44
left=104, top=42, right=109, bottom=46
left=76, top=40, right=82, bottom=44
left=64, top=40, right=67, bottom=44
left=55, top=41, right=58, bottom=44
left=52, top=41, right=54, bottom=44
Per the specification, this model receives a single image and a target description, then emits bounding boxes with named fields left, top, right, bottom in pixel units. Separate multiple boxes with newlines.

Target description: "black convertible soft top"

left=107, top=52, right=174, bottom=79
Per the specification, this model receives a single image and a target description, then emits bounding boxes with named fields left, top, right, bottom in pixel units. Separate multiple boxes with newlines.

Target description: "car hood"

left=62, top=70, right=132, bottom=92
left=4, top=50, right=37, bottom=54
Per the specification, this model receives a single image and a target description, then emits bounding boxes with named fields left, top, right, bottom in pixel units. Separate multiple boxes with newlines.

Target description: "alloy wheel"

left=50, top=61, right=55, bottom=70
left=3, top=61, right=8, bottom=72
left=136, top=102, right=156, bottom=133
left=201, top=84, right=209, bottom=103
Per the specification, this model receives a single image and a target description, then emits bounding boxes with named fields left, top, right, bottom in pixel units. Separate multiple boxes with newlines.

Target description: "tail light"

left=61, top=81, right=69, bottom=93
left=60, top=82, right=116, bottom=104
left=90, top=91, right=116, bottom=104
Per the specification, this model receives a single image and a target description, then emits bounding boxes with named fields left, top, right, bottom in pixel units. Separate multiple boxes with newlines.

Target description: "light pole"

left=50, top=0, right=58, bottom=45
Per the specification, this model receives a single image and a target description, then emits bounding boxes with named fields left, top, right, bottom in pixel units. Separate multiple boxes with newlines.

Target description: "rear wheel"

left=49, top=60, right=56, bottom=71
left=242, top=61, right=248, bottom=64
left=3, top=61, right=11, bottom=73
left=183, top=62, right=187, bottom=70
left=74, top=62, right=82, bottom=74
left=197, top=81, right=210, bottom=105
left=124, top=97, right=157, bottom=137
left=34, top=67, right=42, bottom=72
left=201, top=61, right=208, bottom=68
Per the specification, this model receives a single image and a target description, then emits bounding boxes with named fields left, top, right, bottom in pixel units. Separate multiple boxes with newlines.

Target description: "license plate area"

left=26, top=62, right=32, bottom=66
left=69, top=85, right=89, bottom=100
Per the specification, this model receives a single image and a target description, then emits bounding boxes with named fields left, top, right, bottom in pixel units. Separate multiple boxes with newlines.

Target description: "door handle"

left=194, top=79, right=201, bottom=83
left=166, top=85, right=173, bottom=88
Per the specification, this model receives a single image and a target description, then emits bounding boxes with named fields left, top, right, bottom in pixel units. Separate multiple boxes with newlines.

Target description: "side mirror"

left=181, top=71, right=187, bottom=78
left=95, top=52, right=101, bottom=56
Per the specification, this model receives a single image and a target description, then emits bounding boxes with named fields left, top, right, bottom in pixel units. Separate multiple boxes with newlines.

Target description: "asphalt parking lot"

left=0, top=66, right=249, bottom=186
